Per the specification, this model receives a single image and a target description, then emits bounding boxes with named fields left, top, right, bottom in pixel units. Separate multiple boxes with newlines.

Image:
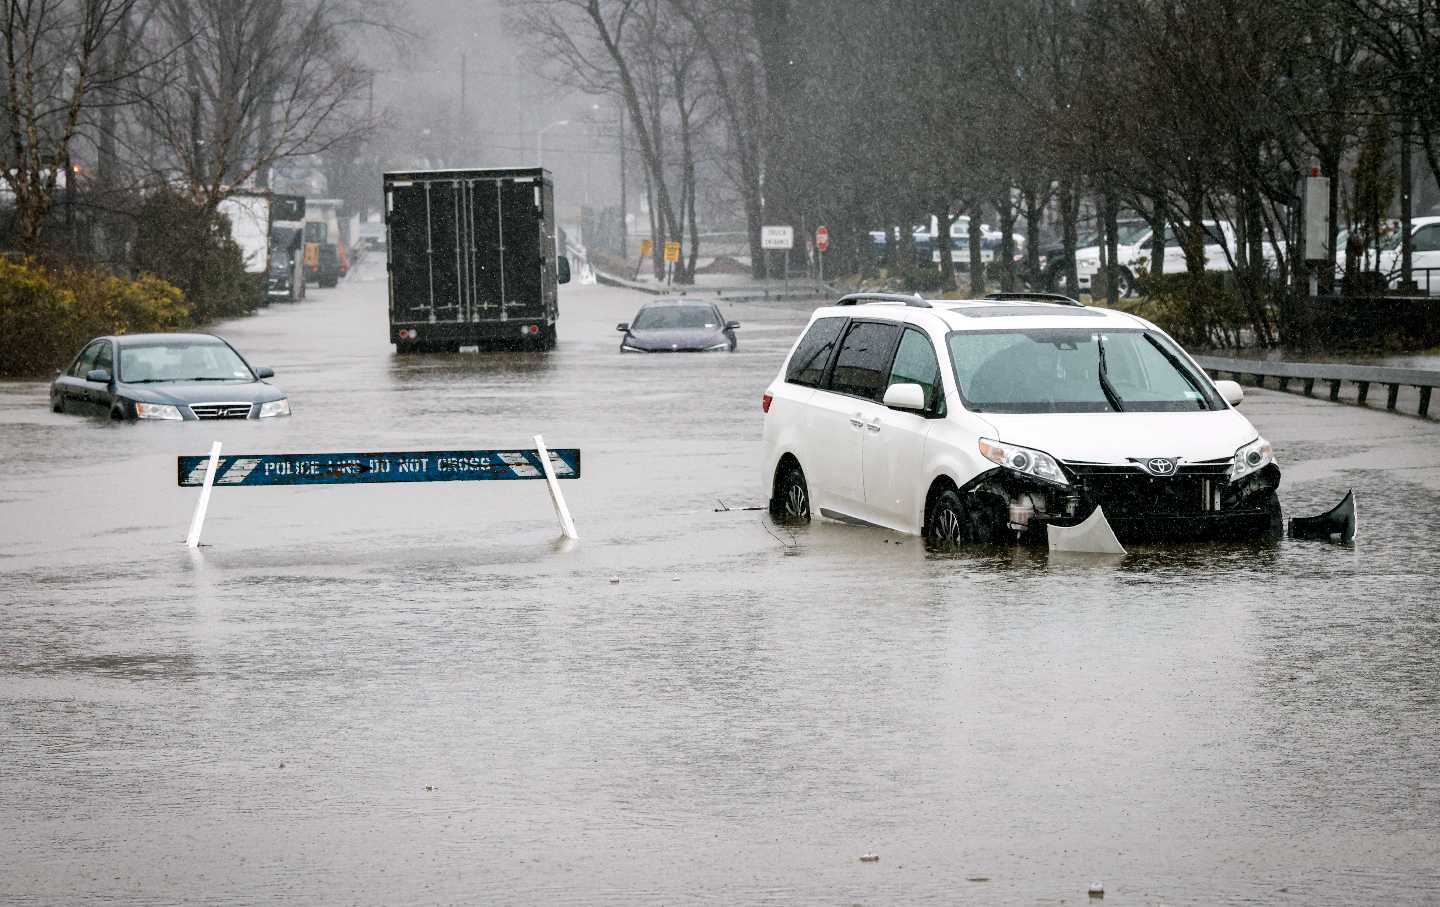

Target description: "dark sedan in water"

left=50, top=333, right=290, bottom=421
left=617, top=300, right=739, bottom=352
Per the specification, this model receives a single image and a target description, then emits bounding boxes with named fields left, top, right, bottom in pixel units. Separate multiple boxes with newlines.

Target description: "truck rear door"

left=388, top=180, right=466, bottom=323
left=500, top=178, right=545, bottom=322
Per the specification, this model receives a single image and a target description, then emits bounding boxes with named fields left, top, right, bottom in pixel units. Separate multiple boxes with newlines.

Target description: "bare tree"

left=126, top=0, right=374, bottom=208
left=2, top=0, right=138, bottom=247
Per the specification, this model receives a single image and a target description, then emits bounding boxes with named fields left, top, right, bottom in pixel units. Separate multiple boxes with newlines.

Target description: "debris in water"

left=859, top=854, right=879, bottom=863
left=1088, top=882, right=1104, bottom=897
left=424, top=785, right=434, bottom=792
left=608, top=576, right=620, bottom=584
left=967, top=877, right=990, bottom=882
left=278, top=761, right=285, bottom=769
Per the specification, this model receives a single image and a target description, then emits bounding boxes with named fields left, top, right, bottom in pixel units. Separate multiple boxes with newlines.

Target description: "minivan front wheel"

left=926, top=487, right=1000, bottom=545
left=770, top=464, right=811, bottom=523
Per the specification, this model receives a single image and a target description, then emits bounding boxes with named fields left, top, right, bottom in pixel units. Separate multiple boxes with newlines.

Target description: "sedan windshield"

left=118, top=342, right=254, bottom=383
left=948, top=328, right=1223, bottom=413
left=632, top=306, right=720, bottom=330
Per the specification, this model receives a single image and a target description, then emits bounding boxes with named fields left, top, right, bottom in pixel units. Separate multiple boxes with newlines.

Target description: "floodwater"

left=3, top=260, right=1440, bottom=904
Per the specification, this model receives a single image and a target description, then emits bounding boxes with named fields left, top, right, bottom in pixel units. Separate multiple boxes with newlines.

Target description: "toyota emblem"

left=1144, top=457, right=1177, bottom=476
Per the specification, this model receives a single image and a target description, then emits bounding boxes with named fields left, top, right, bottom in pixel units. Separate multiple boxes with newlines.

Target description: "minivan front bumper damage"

left=958, top=462, right=1283, bottom=544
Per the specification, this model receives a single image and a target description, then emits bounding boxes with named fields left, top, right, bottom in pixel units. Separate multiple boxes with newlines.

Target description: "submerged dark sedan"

left=618, top=300, right=739, bottom=352
left=50, top=333, right=290, bottom=421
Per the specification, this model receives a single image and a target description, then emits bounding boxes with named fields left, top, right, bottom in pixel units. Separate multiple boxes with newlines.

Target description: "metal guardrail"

left=1196, top=356, right=1440, bottom=418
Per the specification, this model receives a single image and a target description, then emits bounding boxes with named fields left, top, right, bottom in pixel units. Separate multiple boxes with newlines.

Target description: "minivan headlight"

left=134, top=402, right=183, bottom=421
left=258, top=398, right=291, bottom=418
left=979, top=438, right=1069, bottom=485
left=1230, top=437, right=1274, bottom=481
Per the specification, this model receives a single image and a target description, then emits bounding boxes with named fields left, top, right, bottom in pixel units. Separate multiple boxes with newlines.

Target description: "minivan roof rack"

left=983, top=292, right=1084, bottom=307
left=835, top=292, right=932, bottom=308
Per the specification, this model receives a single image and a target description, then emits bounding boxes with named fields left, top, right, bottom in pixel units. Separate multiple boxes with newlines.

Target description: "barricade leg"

left=186, top=441, right=222, bottom=548
left=534, top=434, right=578, bottom=540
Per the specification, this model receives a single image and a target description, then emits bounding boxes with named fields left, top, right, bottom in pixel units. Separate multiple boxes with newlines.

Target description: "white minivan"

left=761, top=293, right=1282, bottom=544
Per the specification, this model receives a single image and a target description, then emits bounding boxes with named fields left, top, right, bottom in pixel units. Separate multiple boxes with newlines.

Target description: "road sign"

left=761, top=225, right=794, bottom=250
left=178, top=448, right=581, bottom=487
left=639, top=238, right=653, bottom=258
left=664, top=240, right=681, bottom=263
left=815, top=226, right=830, bottom=252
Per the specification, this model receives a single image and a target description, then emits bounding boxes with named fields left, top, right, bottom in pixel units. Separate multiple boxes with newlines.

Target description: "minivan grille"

left=190, top=403, right=252, bottom=420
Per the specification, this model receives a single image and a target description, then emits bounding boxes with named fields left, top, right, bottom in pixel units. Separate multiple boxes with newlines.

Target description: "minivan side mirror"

left=616, top=322, right=630, bottom=332
left=85, top=368, right=112, bottom=384
left=882, top=382, right=926, bottom=411
left=1215, top=379, right=1244, bottom=407
left=255, top=366, right=275, bottom=380
left=725, top=321, right=741, bottom=331
left=557, top=257, right=572, bottom=284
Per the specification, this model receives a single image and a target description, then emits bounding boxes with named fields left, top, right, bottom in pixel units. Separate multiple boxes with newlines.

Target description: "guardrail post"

left=1303, top=378, right=1315, bottom=397
left=1278, top=376, right=1291, bottom=392
left=1252, top=374, right=1265, bottom=388
left=1421, top=387, right=1433, bottom=418
left=1328, top=380, right=1341, bottom=401
left=1357, top=381, right=1370, bottom=405
left=1386, top=383, right=1400, bottom=411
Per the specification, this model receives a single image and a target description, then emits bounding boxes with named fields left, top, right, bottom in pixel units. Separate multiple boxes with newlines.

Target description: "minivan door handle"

left=865, top=417, right=881, bottom=433
left=848, top=415, right=866, bottom=429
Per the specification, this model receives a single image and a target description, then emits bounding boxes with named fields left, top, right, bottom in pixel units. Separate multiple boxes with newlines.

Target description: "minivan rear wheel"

left=770, top=464, right=810, bottom=523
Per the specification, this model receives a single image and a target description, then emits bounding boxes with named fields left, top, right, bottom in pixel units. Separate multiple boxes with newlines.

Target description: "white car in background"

left=1071, top=220, right=1239, bottom=298
left=762, top=292, right=1282, bottom=545
left=1375, top=216, right=1440, bottom=295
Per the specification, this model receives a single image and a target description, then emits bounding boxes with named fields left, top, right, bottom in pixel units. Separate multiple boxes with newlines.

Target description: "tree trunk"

left=968, top=205, right=985, bottom=296
left=998, top=192, right=1017, bottom=291
left=1023, top=187, right=1042, bottom=285
left=1059, top=181, right=1080, bottom=298
left=1149, top=192, right=1167, bottom=279
left=936, top=204, right=956, bottom=291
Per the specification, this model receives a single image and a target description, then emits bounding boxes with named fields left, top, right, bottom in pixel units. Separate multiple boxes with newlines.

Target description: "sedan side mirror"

left=85, top=368, right=112, bottom=384
left=1215, top=379, right=1244, bottom=407
left=725, top=321, right=741, bottom=331
left=557, top=257, right=572, bottom=284
left=616, top=322, right=630, bottom=332
left=882, top=382, right=927, bottom=411
left=255, top=366, right=275, bottom=380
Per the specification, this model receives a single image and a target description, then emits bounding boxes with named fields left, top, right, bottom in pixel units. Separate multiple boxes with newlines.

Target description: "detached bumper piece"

left=1289, top=490, right=1357, bottom=544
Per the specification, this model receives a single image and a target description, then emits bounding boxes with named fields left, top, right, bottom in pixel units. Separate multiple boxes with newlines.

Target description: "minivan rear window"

left=785, top=317, right=846, bottom=387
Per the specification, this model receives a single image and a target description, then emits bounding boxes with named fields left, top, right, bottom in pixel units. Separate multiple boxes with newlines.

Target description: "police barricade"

left=178, top=435, right=580, bottom=548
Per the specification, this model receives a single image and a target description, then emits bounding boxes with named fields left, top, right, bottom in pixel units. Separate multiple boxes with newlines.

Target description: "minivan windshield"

left=948, top=328, right=1223, bottom=413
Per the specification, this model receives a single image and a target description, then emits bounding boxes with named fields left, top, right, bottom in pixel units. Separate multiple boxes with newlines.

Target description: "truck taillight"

left=762, top=393, right=773, bottom=413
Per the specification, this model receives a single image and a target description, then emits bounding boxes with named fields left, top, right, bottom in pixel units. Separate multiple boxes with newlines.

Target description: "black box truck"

left=383, top=167, right=570, bottom=353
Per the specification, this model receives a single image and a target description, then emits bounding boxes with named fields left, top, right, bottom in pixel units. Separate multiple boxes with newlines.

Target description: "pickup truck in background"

left=383, top=167, right=570, bottom=353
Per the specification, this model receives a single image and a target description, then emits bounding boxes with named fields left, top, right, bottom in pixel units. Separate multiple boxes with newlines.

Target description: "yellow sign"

left=639, top=239, right=653, bottom=258
left=664, top=240, right=681, bottom=263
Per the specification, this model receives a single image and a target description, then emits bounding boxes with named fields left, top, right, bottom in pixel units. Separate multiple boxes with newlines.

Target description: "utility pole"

left=619, top=102, right=627, bottom=258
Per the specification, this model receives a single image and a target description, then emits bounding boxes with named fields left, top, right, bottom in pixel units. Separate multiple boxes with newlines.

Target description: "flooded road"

left=3, top=260, right=1440, bottom=904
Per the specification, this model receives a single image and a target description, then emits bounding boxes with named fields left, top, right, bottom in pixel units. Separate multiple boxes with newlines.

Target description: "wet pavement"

left=3, top=259, right=1440, bottom=904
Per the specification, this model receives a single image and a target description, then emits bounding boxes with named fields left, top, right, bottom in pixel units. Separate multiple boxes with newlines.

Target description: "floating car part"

left=1288, top=490, right=1357, bottom=544
left=1047, top=505, right=1127, bottom=555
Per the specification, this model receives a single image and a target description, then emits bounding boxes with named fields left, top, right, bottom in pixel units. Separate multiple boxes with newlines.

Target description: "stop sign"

left=815, top=226, right=830, bottom=252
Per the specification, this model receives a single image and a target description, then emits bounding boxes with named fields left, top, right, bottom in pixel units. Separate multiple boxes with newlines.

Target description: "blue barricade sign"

left=178, top=448, right=581, bottom=487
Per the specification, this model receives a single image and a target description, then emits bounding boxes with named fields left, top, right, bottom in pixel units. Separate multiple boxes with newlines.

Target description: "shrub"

left=131, top=189, right=260, bottom=322
left=0, top=256, right=189, bottom=378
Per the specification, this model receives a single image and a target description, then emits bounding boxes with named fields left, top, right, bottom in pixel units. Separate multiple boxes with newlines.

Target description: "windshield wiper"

left=1096, top=335, right=1125, bottom=412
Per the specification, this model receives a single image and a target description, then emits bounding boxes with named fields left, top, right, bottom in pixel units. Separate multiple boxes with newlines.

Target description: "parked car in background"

left=1070, top=220, right=1244, bottom=298
left=1375, top=216, right=1440, bottom=295
left=762, top=292, right=1280, bottom=544
left=617, top=300, right=739, bottom=352
left=50, top=334, right=290, bottom=421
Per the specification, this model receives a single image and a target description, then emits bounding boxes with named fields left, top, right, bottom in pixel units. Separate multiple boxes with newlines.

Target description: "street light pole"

left=536, top=119, right=569, bottom=167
